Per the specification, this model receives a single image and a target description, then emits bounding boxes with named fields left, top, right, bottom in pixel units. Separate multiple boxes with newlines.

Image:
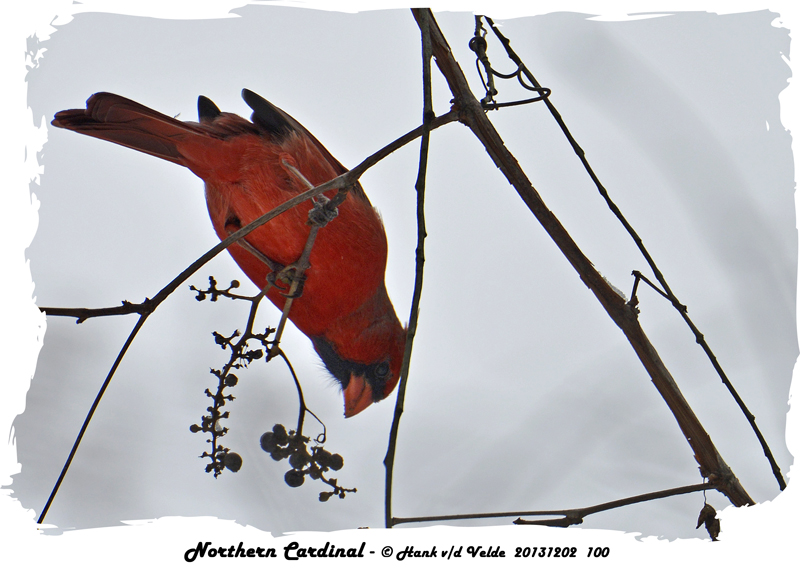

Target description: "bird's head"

left=312, top=314, right=406, bottom=417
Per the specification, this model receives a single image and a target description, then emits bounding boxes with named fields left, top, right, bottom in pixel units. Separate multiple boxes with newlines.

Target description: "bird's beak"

left=343, top=373, right=374, bottom=418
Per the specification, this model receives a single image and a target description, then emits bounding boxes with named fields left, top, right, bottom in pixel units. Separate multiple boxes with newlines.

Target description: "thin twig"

left=277, top=349, right=310, bottom=437
left=384, top=10, right=435, bottom=529
left=38, top=301, right=155, bottom=323
left=412, top=8, right=753, bottom=507
left=349, top=111, right=457, bottom=181
left=269, top=163, right=351, bottom=356
left=270, top=224, right=319, bottom=354
left=268, top=162, right=334, bottom=356
left=37, top=314, right=148, bottom=524
left=483, top=15, right=784, bottom=492
left=632, top=270, right=679, bottom=305
left=390, top=481, right=715, bottom=527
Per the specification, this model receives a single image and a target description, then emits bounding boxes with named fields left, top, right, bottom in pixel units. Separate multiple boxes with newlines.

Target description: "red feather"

left=52, top=90, right=406, bottom=417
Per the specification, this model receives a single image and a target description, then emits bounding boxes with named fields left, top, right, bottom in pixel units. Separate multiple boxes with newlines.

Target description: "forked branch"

left=481, top=15, right=784, bottom=493
left=411, top=8, right=753, bottom=507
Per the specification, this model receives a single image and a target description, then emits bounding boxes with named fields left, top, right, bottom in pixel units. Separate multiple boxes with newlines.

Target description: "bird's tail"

left=52, top=92, right=210, bottom=167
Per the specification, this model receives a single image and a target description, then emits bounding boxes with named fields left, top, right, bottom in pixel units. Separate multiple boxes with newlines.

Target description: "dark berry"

left=314, top=448, right=333, bottom=466
left=285, top=470, right=305, bottom=488
left=260, top=432, right=278, bottom=453
left=223, top=452, right=243, bottom=472
left=328, top=454, right=344, bottom=471
left=289, top=450, right=309, bottom=470
left=273, top=424, right=288, bottom=444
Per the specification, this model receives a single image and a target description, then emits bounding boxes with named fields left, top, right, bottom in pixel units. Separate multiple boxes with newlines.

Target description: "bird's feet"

left=268, top=264, right=308, bottom=298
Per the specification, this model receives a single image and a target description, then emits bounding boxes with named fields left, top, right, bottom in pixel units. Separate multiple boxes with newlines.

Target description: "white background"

left=2, top=0, right=798, bottom=567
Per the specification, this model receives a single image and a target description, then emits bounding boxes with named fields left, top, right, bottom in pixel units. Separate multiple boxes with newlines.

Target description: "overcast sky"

left=2, top=0, right=798, bottom=565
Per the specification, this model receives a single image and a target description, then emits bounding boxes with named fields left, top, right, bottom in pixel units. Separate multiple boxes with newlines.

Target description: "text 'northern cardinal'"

left=52, top=89, right=406, bottom=417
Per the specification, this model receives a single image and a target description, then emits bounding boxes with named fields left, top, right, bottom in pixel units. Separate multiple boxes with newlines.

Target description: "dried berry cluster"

left=189, top=276, right=275, bottom=477
left=189, top=368, right=241, bottom=477
left=190, top=276, right=242, bottom=302
left=188, top=276, right=355, bottom=501
left=260, top=424, right=355, bottom=502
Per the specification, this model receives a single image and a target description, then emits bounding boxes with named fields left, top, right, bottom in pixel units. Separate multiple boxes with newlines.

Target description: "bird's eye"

left=375, top=362, right=390, bottom=379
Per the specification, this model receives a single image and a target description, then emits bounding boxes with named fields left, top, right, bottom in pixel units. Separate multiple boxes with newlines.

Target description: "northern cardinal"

left=52, top=90, right=406, bottom=417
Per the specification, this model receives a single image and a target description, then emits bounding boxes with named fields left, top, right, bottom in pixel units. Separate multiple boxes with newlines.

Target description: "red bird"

left=52, top=90, right=406, bottom=417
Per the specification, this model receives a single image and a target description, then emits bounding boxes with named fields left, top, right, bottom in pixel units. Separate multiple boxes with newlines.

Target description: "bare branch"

left=384, top=9, right=435, bottom=529
left=483, top=14, right=785, bottom=493
left=38, top=300, right=156, bottom=323
left=38, top=313, right=148, bottom=524
left=390, top=482, right=715, bottom=527
left=412, top=8, right=753, bottom=507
